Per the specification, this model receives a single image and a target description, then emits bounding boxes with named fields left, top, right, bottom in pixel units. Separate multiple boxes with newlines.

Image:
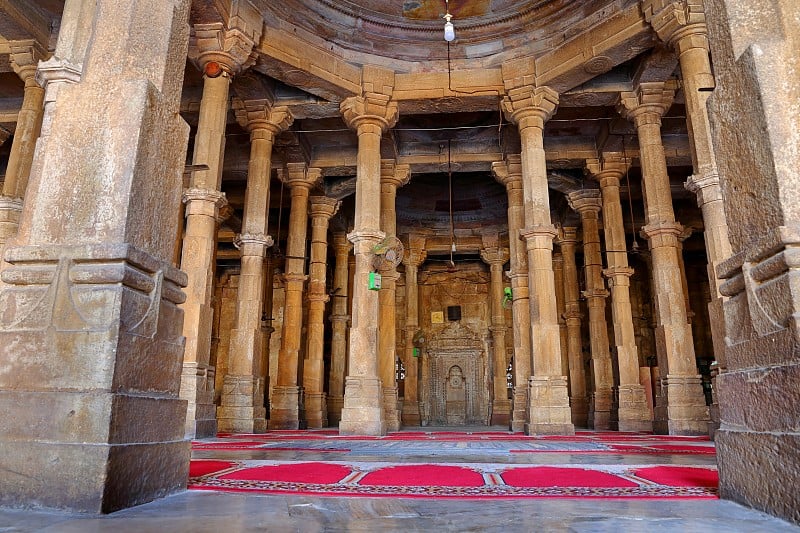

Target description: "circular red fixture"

left=204, top=61, right=224, bottom=78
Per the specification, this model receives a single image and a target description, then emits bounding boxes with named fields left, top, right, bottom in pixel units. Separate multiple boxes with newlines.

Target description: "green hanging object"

left=413, top=347, right=420, bottom=358
left=502, top=286, right=512, bottom=309
left=368, top=271, right=382, bottom=290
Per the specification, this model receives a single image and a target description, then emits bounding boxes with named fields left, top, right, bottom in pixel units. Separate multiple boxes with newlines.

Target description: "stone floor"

left=1, top=427, right=798, bottom=532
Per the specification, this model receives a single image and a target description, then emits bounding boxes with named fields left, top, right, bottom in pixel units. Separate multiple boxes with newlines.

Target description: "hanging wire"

left=274, top=176, right=285, bottom=256
left=622, top=136, right=640, bottom=254
left=448, top=139, right=456, bottom=270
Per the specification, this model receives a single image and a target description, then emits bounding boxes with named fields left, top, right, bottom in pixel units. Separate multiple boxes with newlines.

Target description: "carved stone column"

left=217, top=101, right=292, bottom=434
left=558, top=227, right=588, bottom=427
left=492, top=156, right=532, bottom=432
left=0, top=0, right=191, bottom=512
left=481, top=246, right=511, bottom=426
left=402, top=236, right=426, bottom=426
left=327, top=232, right=351, bottom=425
left=304, top=196, right=339, bottom=428
left=339, top=80, right=398, bottom=435
left=270, top=164, right=321, bottom=429
left=552, top=253, right=570, bottom=378
left=377, top=161, right=410, bottom=431
left=619, top=82, right=709, bottom=434
left=568, top=190, right=613, bottom=430
left=0, top=45, right=46, bottom=247
left=588, top=155, right=653, bottom=432
left=503, top=87, right=574, bottom=435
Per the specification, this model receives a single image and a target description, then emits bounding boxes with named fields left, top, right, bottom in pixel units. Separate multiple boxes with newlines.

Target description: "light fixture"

left=443, top=0, right=455, bottom=42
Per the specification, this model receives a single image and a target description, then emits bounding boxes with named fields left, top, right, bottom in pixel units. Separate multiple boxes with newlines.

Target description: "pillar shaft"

left=503, top=86, right=574, bottom=435
left=303, top=196, right=339, bottom=428
left=590, top=157, right=652, bottom=432
left=270, top=165, right=320, bottom=429
left=0, top=0, right=191, bottom=512
left=339, top=93, right=398, bottom=435
left=493, top=157, right=532, bottom=432
left=178, top=71, right=230, bottom=438
left=402, top=242, right=426, bottom=426
left=619, top=83, right=709, bottom=434
left=328, top=233, right=351, bottom=425
left=482, top=247, right=511, bottom=426
left=558, top=228, right=588, bottom=427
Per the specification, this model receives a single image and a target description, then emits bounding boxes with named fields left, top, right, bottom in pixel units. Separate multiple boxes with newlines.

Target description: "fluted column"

left=270, top=164, right=321, bottom=429
left=339, top=90, right=398, bottom=436
left=328, top=232, right=352, bottom=425
left=481, top=247, right=511, bottom=425
left=619, top=82, right=709, bottom=434
left=303, top=196, right=340, bottom=428
left=217, top=102, right=292, bottom=433
left=0, top=46, right=46, bottom=247
left=588, top=155, right=652, bottom=431
left=402, top=237, right=426, bottom=426
left=503, top=86, right=574, bottom=435
left=558, top=227, right=588, bottom=427
left=378, top=161, right=410, bottom=431
left=492, top=156, right=532, bottom=432
left=568, top=190, right=613, bottom=430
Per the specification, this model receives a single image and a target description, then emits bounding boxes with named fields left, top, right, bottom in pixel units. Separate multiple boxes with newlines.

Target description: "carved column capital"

left=309, top=195, right=341, bottom=221
left=380, top=160, right=411, bottom=188
left=603, top=266, right=635, bottom=286
left=340, top=95, right=399, bottom=134
left=492, top=155, right=523, bottom=189
left=9, top=41, right=48, bottom=85
left=641, top=0, right=709, bottom=52
left=347, top=229, right=386, bottom=254
left=480, top=247, right=510, bottom=267
left=182, top=188, right=228, bottom=218
left=333, top=232, right=353, bottom=256
left=281, top=164, right=322, bottom=191
left=234, top=233, right=273, bottom=257
left=685, top=171, right=723, bottom=206
left=233, top=99, right=294, bottom=138
left=567, top=189, right=603, bottom=215
left=641, top=220, right=683, bottom=247
left=501, top=86, right=559, bottom=130
left=520, top=225, right=559, bottom=250
left=586, top=153, right=629, bottom=186
left=189, top=0, right=263, bottom=75
left=402, top=248, right=427, bottom=269
left=617, top=82, right=677, bottom=125
left=35, top=56, right=83, bottom=94
left=557, top=226, right=580, bottom=246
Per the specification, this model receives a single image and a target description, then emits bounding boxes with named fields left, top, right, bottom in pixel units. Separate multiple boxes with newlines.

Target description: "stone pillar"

left=503, top=87, right=574, bottom=435
left=339, top=80, right=398, bottom=435
left=619, top=82, right=709, bottom=434
left=567, top=190, right=613, bottom=430
left=217, top=101, right=292, bottom=433
left=552, top=253, right=570, bottom=378
left=481, top=246, right=511, bottom=426
left=270, top=164, right=321, bottom=429
left=558, top=227, right=589, bottom=427
left=327, top=232, right=351, bottom=425
left=304, top=196, right=339, bottom=428
left=401, top=237, right=426, bottom=426
left=0, top=45, right=46, bottom=247
left=588, top=155, right=653, bottom=431
left=0, top=0, right=191, bottom=512
left=492, top=156, right=533, bottom=432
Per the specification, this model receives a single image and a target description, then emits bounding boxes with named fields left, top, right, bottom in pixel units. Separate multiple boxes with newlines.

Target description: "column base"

left=327, top=395, right=344, bottom=426
left=589, top=389, right=613, bottom=430
left=570, top=396, right=589, bottom=428
left=340, top=376, right=386, bottom=436
left=383, top=386, right=401, bottom=432
left=401, top=400, right=421, bottom=426
left=217, top=375, right=267, bottom=434
left=527, top=376, right=575, bottom=435
left=662, top=374, right=711, bottom=435
left=180, top=362, right=217, bottom=438
left=491, top=399, right=511, bottom=426
left=511, top=388, right=528, bottom=432
left=304, top=391, right=328, bottom=428
left=269, top=385, right=303, bottom=430
left=616, top=384, right=654, bottom=432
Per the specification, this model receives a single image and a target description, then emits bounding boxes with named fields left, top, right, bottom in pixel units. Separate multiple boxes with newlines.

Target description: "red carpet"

left=190, top=460, right=237, bottom=478
left=633, top=466, right=719, bottom=487
left=360, top=465, right=484, bottom=487
left=501, top=466, right=638, bottom=488
left=220, top=462, right=351, bottom=484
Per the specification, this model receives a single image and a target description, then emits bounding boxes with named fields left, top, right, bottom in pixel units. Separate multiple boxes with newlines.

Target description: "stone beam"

left=0, top=0, right=54, bottom=47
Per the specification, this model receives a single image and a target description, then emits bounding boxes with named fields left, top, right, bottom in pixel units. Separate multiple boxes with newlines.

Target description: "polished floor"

left=2, top=427, right=798, bottom=532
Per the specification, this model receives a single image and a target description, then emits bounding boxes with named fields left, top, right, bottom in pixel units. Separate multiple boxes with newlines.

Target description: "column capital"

left=685, top=170, right=723, bottom=206
left=557, top=226, right=579, bottom=246
left=583, top=288, right=610, bottom=300
left=567, top=189, right=603, bottom=215
left=641, top=0, right=708, bottom=53
left=617, top=81, right=677, bottom=124
left=480, top=247, right=510, bottom=267
left=189, top=0, right=263, bottom=75
left=35, top=56, right=83, bottom=93
left=380, top=160, right=411, bottom=188
left=9, top=40, right=48, bottom=85
left=281, top=164, right=322, bottom=191
left=182, top=187, right=228, bottom=217
left=520, top=225, right=558, bottom=249
left=0, top=196, right=24, bottom=212
left=333, top=231, right=353, bottom=255
left=491, top=155, right=523, bottom=188
left=340, top=95, right=399, bottom=133
left=586, top=153, right=629, bottom=185
left=641, top=220, right=683, bottom=243
left=603, top=266, right=635, bottom=285
left=501, top=86, right=559, bottom=130
left=309, top=195, right=341, bottom=221
left=402, top=248, right=427, bottom=269
left=234, top=233, right=273, bottom=256
left=233, top=99, right=294, bottom=137
left=347, top=229, right=386, bottom=253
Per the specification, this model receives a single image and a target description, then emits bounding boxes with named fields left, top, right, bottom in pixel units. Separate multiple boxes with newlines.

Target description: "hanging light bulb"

left=443, top=1, right=455, bottom=42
